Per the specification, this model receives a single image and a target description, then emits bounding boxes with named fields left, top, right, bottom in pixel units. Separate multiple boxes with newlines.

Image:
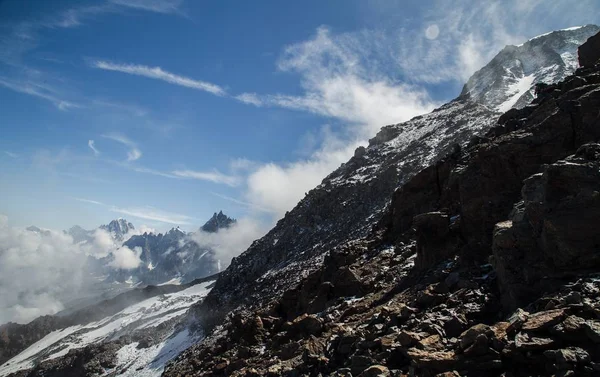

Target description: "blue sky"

left=1, top=0, right=599, bottom=233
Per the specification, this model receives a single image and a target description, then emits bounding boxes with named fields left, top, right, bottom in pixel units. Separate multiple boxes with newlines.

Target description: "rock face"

left=461, top=25, right=599, bottom=112
left=493, top=143, right=600, bottom=309
left=163, top=31, right=600, bottom=377
left=579, top=31, right=600, bottom=67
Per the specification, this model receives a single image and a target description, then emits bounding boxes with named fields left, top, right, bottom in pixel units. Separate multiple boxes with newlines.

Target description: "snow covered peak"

left=461, top=24, right=600, bottom=112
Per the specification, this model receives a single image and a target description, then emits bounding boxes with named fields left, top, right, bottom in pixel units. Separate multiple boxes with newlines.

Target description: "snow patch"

left=496, top=74, right=536, bottom=113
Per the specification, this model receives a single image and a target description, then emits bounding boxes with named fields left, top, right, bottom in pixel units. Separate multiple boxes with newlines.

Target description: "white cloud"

left=109, top=246, right=142, bottom=269
left=102, top=132, right=142, bottom=161
left=235, top=92, right=263, bottom=106
left=243, top=27, right=436, bottom=136
left=91, top=60, right=226, bottom=96
left=0, top=216, right=88, bottom=324
left=88, top=139, right=100, bottom=156
left=171, top=169, right=240, bottom=186
left=191, top=218, right=268, bottom=268
left=233, top=27, right=437, bottom=218
left=4, top=151, right=18, bottom=159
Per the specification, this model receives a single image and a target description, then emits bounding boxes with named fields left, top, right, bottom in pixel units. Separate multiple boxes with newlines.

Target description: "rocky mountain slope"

left=461, top=24, right=599, bottom=112
left=163, top=31, right=600, bottom=377
left=193, top=26, right=598, bottom=332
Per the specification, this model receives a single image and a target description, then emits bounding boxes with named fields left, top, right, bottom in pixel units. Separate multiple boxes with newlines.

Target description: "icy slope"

left=0, top=281, right=214, bottom=377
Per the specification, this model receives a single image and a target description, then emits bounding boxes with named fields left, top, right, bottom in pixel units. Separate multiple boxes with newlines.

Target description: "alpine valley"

left=2, top=25, right=600, bottom=377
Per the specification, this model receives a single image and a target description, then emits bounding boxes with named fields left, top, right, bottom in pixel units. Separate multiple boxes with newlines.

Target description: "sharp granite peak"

left=201, top=211, right=237, bottom=233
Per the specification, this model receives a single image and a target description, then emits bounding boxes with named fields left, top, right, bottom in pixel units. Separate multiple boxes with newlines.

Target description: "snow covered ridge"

left=0, top=280, right=215, bottom=377
left=462, top=24, right=599, bottom=112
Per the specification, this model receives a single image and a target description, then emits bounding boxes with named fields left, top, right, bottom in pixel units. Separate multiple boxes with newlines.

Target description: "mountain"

left=193, top=26, right=598, bottom=330
left=65, top=219, right=134, bottom=244
left=108, top=211, right=235, bottom=285
left=65, top=225, right=93, bottom=244
left=3, top=28, right=600, bottom=377
left=462, top=24, right=600, bottom=112
left=201, top=211, right=236, bottom=233
left=165, top=30, right=600, bottom=376
left=99, top=218, right=135, bottom=242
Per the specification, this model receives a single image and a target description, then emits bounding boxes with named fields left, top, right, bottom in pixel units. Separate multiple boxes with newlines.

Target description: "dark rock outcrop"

left=579, top=31, right=600, bottom=67
left=493, top=143, right=600, bottom=309
left=201, top=211, right=236, bottom=233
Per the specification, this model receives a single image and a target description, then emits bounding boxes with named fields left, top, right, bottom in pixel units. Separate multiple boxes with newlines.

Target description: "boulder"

left=359, top=365, right=390, bottom=377
left=521, top=309, right=566, bottom=332
left=291, top=314, right=323, bottom=336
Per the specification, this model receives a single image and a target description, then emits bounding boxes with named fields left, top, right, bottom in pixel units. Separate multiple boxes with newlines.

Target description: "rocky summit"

left=161, top=32, right=600, bottom=377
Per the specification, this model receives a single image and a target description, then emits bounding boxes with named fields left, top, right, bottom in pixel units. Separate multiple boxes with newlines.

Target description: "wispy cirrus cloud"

left=88, top=140, right=100, bottom=156
left=4, top=151, right=18, bottom=159
left=0, top=77, right=79, bottom=110
left=111, top=206, right=194, bottom=225
left=91, top=60, right=227, bottom=96
left=171, top=169, right=240, bottom=187
left=102, top=133, right=142, bottom=161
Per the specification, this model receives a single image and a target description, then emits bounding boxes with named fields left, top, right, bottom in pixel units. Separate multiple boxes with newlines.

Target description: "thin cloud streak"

left=172, top=169, right=240, bottom=187
left=0, top=77, right=79, bottom=110
left=110, top=206, right=193, bottom=225
left=91, top=60, right=227, bottom=96
left=109, top=0, right=184, bottom=15
left=72, top=197, right=194, bottom=225
left=4, top=151, right=18, bottom=159
left=74, top=197, right=105, bottom=206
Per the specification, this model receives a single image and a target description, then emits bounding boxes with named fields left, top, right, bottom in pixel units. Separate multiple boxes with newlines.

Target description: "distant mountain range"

left=32, top=212, right=237, bottom=287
